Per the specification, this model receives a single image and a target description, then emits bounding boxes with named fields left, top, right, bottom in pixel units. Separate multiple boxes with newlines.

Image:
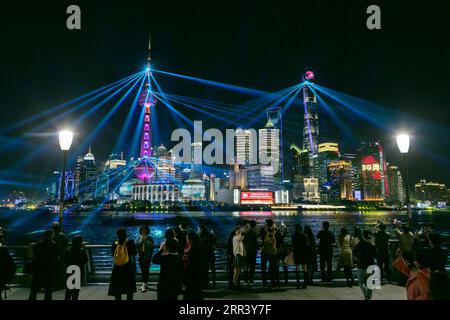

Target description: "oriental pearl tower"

left=134, top=35, right=157, bottom=182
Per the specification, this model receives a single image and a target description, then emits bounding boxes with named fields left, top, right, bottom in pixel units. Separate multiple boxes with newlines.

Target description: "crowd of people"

left=0, top=219, right=449, bottom=300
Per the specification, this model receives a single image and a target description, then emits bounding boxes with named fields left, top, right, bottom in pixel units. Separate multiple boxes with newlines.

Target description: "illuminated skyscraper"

left=318, top=142, right=340, bottom=202
left=358, top=140, right=388, bottom=201
left=259, top=114, right=281, bottom=184
left=302, top=70, right=319, bottom=179
left=387, top=165, right=405, bottom=204
left=79, top=147, right=98, bottom=201
left=290, top=143, right=309, bottom=201
left=235, top=128, right=256, bottom=166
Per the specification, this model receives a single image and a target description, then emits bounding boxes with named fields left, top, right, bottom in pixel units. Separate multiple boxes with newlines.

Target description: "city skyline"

left=1, top=1, right=449, bottom=199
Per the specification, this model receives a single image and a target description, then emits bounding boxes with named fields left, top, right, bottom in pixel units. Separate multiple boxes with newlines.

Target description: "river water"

left=2, top=209, right=449, bottom=245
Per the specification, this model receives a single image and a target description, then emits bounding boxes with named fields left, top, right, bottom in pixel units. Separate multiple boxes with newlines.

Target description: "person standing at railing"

left=304, top=225, right=317, bottom=284
left=395, top=225, right=415, bottom=266
left=199, top=224, right=217, bottom=289
left=52, top=222, right=68, bottom=290
left=424, top=233, right=448, bottom=273
left=152, top=238, right=182, bottom=300
left=292, top=224, right=309, bottom=289
left=393, top=249, right=430, bottom=300
left=317, top=221, right=335, bottom=285
left=243, top=220, right=258, bottom=286
left=108, top=228, right=137, bottom=300
left=260, top=219, right=280, bottom=288
left=183, top=231, right=203, bottom=300
left=232, top=226, right=245, bottom=289
left=338, top=227, right=354, bottom=288
left=136, top=225, right=154, bottom=292
left=65, top=235, right=88, bottom=300
left=375, top=223, right=391, bottom=283
left=28, top=230, right=59, bottom=300
left=0, top=227, right=16, bottom=300
left=353, top=230, right=377, bottom=300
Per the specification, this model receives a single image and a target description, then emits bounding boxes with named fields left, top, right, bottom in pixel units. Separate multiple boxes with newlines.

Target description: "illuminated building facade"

left=133, top=182, right=180, bottom=202
left=318, top=142, right=340, bottom=202
left=387, top=165, right=405, bottom=204
left=78, top=148, right=98, bottom=201
left=259, top=116, right=281, bottom=185
left=302, top=177, right=320, bottom=203
left=235, top=128, right=256, bottom=166
left=327, top=160, right=353, bottom=203
left=415, top=179, right=447, bottom=203
left=358, top=141, right=387, bottom=201
left=246, top=165, right=274, bottom=191
left=290, top=143, right=309, bottom=201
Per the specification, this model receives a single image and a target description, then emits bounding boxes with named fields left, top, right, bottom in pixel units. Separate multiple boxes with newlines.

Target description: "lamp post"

left=396, top=134, right=411, bottom=226
left=58, top=130, right=73, bottom=232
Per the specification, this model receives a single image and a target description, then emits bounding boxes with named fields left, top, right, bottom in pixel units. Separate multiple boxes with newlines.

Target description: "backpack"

left=263, top=231, right=277, bottom=256
left=114, top=240, right=129, bottom=266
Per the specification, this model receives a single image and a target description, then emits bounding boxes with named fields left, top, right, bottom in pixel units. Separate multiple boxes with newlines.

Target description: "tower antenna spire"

left=147, top=32, right=151, bottom=69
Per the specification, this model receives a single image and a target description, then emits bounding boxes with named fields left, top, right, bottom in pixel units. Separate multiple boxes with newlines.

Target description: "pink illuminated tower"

left=135, top=35, right=157, bottom=182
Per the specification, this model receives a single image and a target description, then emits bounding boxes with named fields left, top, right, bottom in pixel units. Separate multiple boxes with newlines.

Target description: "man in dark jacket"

left=29, top=230, right=59, bottom=300
left=199, top=224, right=217, bottom=288
left=243, top=220, right=258, bottom=285
left=353, top=230, right=378, bottom=300
left=425, top=233, right=448, bottom=272
left=375, top=223, right=391, bottom=282
left=317, top=221, right=335, bottom=284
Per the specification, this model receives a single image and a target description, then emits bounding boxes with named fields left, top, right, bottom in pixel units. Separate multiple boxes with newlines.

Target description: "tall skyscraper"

left=290, top=143, right=309, bottom=201
left=387, top=165, right=405, bottom=204
left=318, top=142, right=340, bottom=202
left=79, top=147, right=98, bottom=201
left=235, top=128, right=256, bottom=166
left=302, top=70, right=319, bottom=179
left=259, top=115, right=280, bottom=184
left=358, top=140, right=387, bottom=201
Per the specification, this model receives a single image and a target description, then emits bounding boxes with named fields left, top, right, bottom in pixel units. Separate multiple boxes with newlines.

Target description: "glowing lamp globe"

left=134, top=159, right=156, bottom=182
left=59, top=130, right=73, bottom=151
left=396, top=134, right=410, bottom=154
left=139, top=89, right=157, bottom=107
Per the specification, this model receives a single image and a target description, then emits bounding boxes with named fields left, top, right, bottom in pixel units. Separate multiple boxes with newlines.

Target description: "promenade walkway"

left=3, top=282, right=406, bottom=300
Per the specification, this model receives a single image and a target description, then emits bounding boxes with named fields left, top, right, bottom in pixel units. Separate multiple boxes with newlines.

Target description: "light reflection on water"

left=1, top=210, right=449, bottom=246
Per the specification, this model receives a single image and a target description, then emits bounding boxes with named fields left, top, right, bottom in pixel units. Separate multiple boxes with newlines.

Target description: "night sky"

left=1, top=0, right=449, bottom=199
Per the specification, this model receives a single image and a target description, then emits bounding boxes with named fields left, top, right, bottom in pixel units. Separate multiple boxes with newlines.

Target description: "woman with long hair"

left=304, top=225, right=317, bottom=285
left=339, top=228, right=354, bottom=287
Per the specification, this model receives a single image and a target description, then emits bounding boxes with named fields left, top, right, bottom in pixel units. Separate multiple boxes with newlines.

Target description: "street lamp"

left=396, top=134, right=411, bottom=225
left=58, top=130, right=73, bottom=232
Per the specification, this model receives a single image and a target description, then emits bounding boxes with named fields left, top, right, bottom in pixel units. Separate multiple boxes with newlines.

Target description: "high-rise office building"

left=342, top=153, right=361, bottom=200
left=415, top=180, right=447, bottom=203
left=303, top=177, right=320, bottom=203
left=78, top=148, right=98, bottom=201
left=246, top=165, right=274, bottom=191
left=387, top=165, right=405, bottom=204
left=290, top=143, right=310, bottom=201
left=302, top=70, right=319, bottom=179
left=358, top=140, right=387, bottom=201
left=327, top=160, right=353, bottom=203
left=318, top=142, right=340, bottom=202
left=235, top=128, right=257, bottom=166
left=259, top=116, right=280, bottom=185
